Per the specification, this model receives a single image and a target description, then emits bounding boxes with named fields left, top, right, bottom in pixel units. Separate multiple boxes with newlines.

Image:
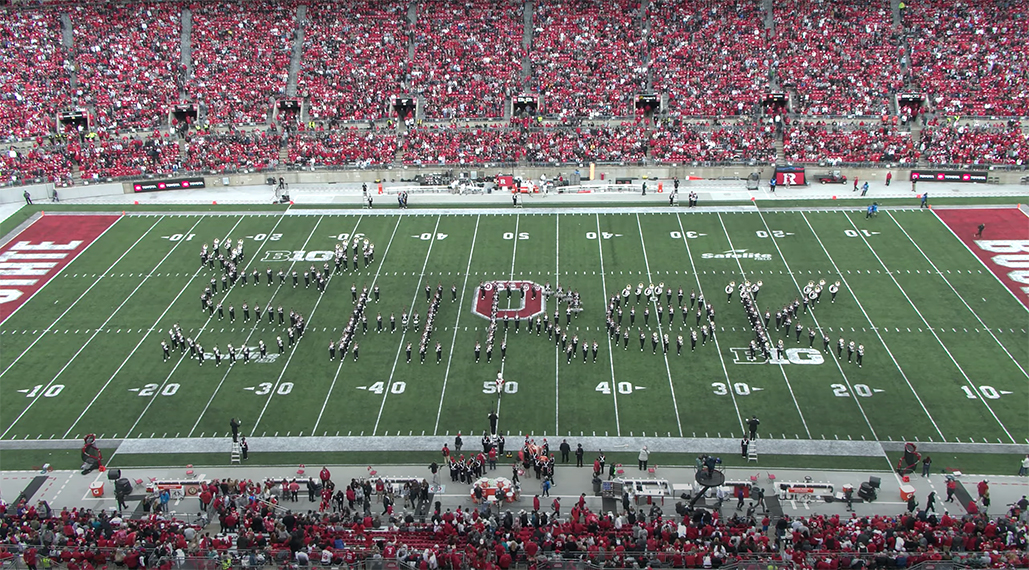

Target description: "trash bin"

left=90, top=481, right=104, bottom=498
left=592, top=477, right=602, bottom=495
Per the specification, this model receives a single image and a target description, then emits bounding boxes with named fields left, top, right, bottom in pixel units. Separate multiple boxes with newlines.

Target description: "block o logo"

left=472, top=280, right=546, bottom=320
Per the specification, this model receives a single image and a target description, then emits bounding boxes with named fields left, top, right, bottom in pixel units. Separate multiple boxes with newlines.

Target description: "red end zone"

left=0, top=215, right=120, bottom=323
left=935, top=208, right=1029, bottom=309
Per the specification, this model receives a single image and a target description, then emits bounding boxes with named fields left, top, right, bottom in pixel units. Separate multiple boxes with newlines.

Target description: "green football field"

left=1, top=207, right=1026, bottom=451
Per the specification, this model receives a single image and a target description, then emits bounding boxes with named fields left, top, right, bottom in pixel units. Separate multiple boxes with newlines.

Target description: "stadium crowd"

left=70, top=3, right=183, bottom=131
left=408, top=0, right=524, bottom=119
left=782, top=122, right=915, bottom=164
left=0, top=473, right=1026, bottom=570
left=4, top=0, right=1029, bottom=185
left=298, top=0, right=407, bottom=123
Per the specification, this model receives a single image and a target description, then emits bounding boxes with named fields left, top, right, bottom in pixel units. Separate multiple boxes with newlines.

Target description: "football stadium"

left=0, top=0, right=1028, bottom=568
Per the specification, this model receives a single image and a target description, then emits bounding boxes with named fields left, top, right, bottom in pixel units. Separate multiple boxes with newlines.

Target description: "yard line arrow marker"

left=1000, top=390, right=1013, bottom=395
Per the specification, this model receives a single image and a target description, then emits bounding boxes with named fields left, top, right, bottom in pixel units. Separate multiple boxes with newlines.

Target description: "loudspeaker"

left=115, top=478, right=133, bottom=495
left=107, top=468, right=122, bottom=481
left=868, top=476, right=881, bottom=489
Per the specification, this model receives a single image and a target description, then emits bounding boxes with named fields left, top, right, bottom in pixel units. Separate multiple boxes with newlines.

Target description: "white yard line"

left=372, top=215, right=442, bottom=435
left=0, top=215, right=149, bottom=378
left=798, top=212, right=946, bottom=441
left=312, top=215, right=403, bottom=435
left=180, top=215, right=327, bottom=438
left=62, top=216, right=247, bottom=438
left=553, top=214, right=560, bottom=436
left=634, top=213, right=683, bottom=437
left=253, top=216, right=361, bottom=431
left=929, top=209, right=1029, bottom=314
left=839, top=212, right=1015, bottom=443
left=716, top=213, right=811, bottom=438
left=1, top=216, right=202, bottom=439
left=748, top=210, right=881, bottom=441
left=493, top=213, right=520, bottom=424
left=594, top=213, right=621, bottom=435
left=674, top=214, right=745, bottom=434
left=887, top=211, right=1028, bottom=380
left=432, top=215, right=481, bottom=435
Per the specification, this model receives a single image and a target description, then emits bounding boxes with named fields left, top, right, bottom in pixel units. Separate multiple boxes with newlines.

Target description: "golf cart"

left=816, top=170, right=847, bottom=184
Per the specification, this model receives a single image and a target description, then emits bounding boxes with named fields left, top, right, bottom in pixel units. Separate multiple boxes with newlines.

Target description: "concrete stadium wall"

left=119, top=165, right=1022, bottom=193
left=0, top=182, right=125, bottom=204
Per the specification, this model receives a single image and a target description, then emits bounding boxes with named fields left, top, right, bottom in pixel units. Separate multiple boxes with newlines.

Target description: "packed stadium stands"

left=1, top=0, right=1028, bottom=185
left=0, top=475, right=1026, bottom=570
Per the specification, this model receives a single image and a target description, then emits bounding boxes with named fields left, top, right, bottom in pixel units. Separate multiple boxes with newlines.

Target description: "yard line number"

left=19, top=384, right=64, bottom=398
left=961, top=385, right=1011, bottom=400
left=711, top=382, right=759, bottom=396
left=504, top=232, right=530, bottom=240
left=831, top=383, right=882, bottom=398
left=133, top=383, right=180, bottom=397
left=844, top=229, right=879, bottom=237
left=483, top=381, right=519, bottom=394
left=595, top=381, right=643, bottom=395
left=669, top=231, right=703, bottom=239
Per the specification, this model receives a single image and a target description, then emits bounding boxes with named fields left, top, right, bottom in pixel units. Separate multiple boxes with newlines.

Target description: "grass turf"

left=0, top=209, right=1026, bottom=462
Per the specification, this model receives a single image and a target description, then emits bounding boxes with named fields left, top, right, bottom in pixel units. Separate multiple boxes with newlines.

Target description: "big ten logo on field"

left=472, top=281, right=547, bottom=320
left=730, top=346, right=824, bottom=365
left=260, top=250, right=335, bottom=263
left=975, top=240, right=1029, bottom=294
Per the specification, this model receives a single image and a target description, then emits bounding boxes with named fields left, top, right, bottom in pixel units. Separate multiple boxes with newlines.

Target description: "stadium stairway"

left=762, top=0, right=774, bottom=33
left=520, top=0, right=533, bottom=90
left=60, top=13, right=76, bottom=90
left=641, top=0, right=653, bottom=91
left=181, top=8, right=193, bottom=82
left=285, top=4, right=307, bottom=98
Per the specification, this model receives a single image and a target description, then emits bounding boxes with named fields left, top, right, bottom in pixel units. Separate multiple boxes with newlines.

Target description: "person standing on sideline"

left=769, top=177, right=776, bottom=193
left=741, top=439, right=749, bottom=458
left=747, top=416, right=760, bottom=439
left=240, top=437, right=249, bottom=461
left=974, top=223, right=986, bottom=238
left=885, top=171, right=892, bottom=186
left=1019, top=454, right=1029, bottom=476
left=559, top=440, right=571, bottom=463
left=861, top=182, right=869, bottom=196
left=911, top=176, right=917, bottom=193
left=641, top=181, right=647, bottom=196
left=945, top=477, right=957, bottom=502
left=926, top=490, right=937, bottom=513
left=921, top=455, right=932, bottom=477
left=575, top=444, right=584, bottom=467
left=23, top=190, right=32, bottom=205
left=977, top=478, right=989, bottom=500
left=921, top=191, right=929, bottom=208
left=51, top=188, right=59, bottom=202
left=541, top=478, right=551, bottom=497
left=638, top=446, right=649, bottom=470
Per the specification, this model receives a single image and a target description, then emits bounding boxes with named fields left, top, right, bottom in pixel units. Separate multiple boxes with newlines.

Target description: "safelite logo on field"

left=701, top=249, right=773, bottom=261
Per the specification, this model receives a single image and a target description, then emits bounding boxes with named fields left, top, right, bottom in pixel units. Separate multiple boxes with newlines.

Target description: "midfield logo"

left=701, top=249, right=773, bottom=261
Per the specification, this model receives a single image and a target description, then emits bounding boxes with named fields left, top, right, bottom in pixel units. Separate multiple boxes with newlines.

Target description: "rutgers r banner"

left=472, top=281, right=547, bottom=320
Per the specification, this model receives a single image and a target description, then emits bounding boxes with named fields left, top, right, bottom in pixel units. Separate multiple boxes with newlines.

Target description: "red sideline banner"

left=0, top=215, right=120, bottom=323
left=935, top=208, right=1029, bottom=309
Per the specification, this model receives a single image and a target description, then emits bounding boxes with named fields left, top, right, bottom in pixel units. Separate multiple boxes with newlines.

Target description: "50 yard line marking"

left=62, top=216, right=247, bottom=438
left=0, top=215, right=147, bottom=379
left=840, top=212, right=1015, bottom=443
left=888, top=211, right=1028, bottom=380
left=312, top=215, right=402, bottom=435
left=553, top=214, right=560, bottom=436
left=594, top=213, right=621, bottom=435
left=635, top=213, right=683, bottom=437
left=716, top=212, right=811, bottom=438
left=432, top=214, right=481, bottom=435
left=1, top=216, right=198, bottom=439
left=674, top=214, right=744, bottom=434
left=799, top=212, right=945, bottom=441
left=372, top=215, right=442, bottom=435
left=493, top=213, right=520, bottom=426
left=182, top=215, right=329, bottom=437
